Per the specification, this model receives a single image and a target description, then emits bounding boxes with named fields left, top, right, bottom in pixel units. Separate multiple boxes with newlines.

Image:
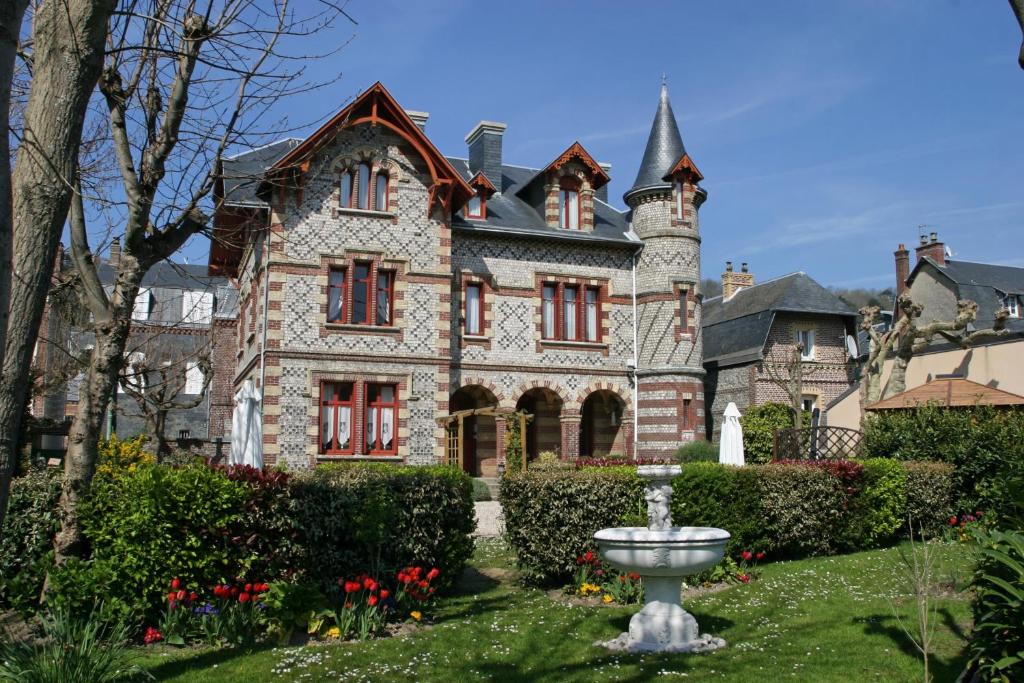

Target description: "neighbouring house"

left=825, top=233, right=1024, bottom=430
left=32, top=243, right=231, bottom=450
left=701, top=265, right=859, bottom=439
left=209, top=81, right=711, bottom=473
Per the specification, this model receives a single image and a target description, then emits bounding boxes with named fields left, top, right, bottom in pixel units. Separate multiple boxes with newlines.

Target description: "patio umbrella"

left=718, top=402, right=745, bottom=466
left=230, top=379, right=263, bottom=468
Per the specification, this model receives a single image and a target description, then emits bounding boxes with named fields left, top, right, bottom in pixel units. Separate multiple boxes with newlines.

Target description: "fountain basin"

left=594, top=526, right=730, bottom=577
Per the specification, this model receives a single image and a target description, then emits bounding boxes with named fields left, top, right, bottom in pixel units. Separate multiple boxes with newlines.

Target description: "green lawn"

left=141, top=539, right=974, bottom=682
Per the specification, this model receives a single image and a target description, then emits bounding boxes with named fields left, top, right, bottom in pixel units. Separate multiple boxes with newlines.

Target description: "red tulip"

left=176, top=590, right=186, bottom=601
left=426, top=568, right=440, bottom=581
left=368, top=595, right=379, bottom=607
left=189, top=591, right=198, bottom=602
left=244, top=583, right=252, bottom=593
left=949, top=516, right=958, bottom=526
left=418, top=580, right=429, bottom=590
left=380, top=589, right=390, bottom=600
left=167, top=592, right=176, bottom=603
left=239, top=592, right=251, bottom=603
left=583, top=551, right=594, bottom=562
left=171, top=578, right=181, bottom=590
left=755, top=552, right=765, bottom=561
left=741, top=551, right=753, bottom=562
left=230, top=587, right=239, bottom=597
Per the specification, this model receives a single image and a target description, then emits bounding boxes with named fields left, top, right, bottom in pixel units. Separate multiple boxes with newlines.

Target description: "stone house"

left=701, top=265, right=858, bottom=438
left=209, top=81, right=709, bottom=472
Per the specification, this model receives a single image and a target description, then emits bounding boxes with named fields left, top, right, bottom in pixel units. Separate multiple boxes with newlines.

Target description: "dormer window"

left=356, top=163, right=371, bottom=209
left=466, top=192, right=485, bottom=220
left=558, top=177, right=580, bottom=230
left=374, top=171, right=389, bottom=211
left=1003, top=294, right=1021, bottom=318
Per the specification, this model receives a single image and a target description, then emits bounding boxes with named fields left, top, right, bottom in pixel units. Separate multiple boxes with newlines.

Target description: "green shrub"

left=290, top=463, right=474, bottom=592
left=670, top=463, right=765, bottom=555
left=221, top=465, right=302, bottom=581
left=843, top=458, right=907, bottom=548
left=500, top=467, right=642, bottom=584
left=862, top=404, right=1024, bottom=515
left=964, top=528, right=1024, bottom=682
left=0, top=467, right=61, bottom=614
left=73, top=462, right=249, bottom=621
left=903, top=461, right=956, bottom=537
left=675, top=440, right=718, bottom=464
left=758, top=463, right=847, bottom=556
left=740, top=402, right=794, bottom=464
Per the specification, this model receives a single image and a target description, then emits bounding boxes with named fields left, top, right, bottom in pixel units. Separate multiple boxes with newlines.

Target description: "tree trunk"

left=154, top=410, right=170, bottom=462
left=0, top=0, right=114, bottom=539
left=53, top=320, right=131, bottom=565
left=884, top=352, right=912, bottom=400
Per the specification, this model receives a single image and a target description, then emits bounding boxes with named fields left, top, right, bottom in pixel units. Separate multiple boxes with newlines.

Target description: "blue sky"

left=184, top=0, right=1024, bottom=289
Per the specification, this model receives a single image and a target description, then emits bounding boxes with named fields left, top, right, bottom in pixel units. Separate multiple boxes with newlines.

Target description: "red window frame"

left=541, top=282, right=603, bottom=342
left=374, top=171, right=389, bottom=211
left=466, top=192, right=486, bottom=219
left=375, top=270, right=394, bottom=326
left=351, top=261, right=373, bottom=325
left=356, top=163, right=371, bottom=209
left=563, top=285, right=580, bottom=341
left=327, top=267, right=347, bottom=323
left=340, top=170, right=354, bottom=208
left=319, top=381, right=355, bottom=455
left=365, top=383, right=398, bottom=455
left=542, top=283, right=558, bottom=339
left=465, top=282, right=483, bottom=335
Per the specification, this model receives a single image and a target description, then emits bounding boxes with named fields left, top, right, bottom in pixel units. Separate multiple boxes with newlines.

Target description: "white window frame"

left=184, top=361, right=204, bottom=394
left=132, top=288, right=152, bottom=321
left=1002, top=294, right=1020, bottom=318
left=797, top=329, right=815, bottom=361
left=182, top=290, right=214, bottom=325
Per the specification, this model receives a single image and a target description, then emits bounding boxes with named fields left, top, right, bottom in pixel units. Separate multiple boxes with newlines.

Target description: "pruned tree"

left=759, top=342, right=834, bottom=431
left=859, top=294, right=1010, bottom=408
left=57, top=0, right=352, bottom=565
left=117, top=340, right=212, bottom=460
left=0, top=0, right=117, bottom=538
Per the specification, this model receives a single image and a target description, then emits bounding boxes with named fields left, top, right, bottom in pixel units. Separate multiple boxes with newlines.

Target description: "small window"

left=563, top=286, right=579, bottom=340
left=558, top=178, right=580, bottom=230
left=465, top=283, right=482, bottom=335
left=797, top=329, right=815, bottom=361
left=365, top=383, right=397, bottom=455
left=327, top=268, right=346, bottom=323
left=182, top=290, right=213, bottom=325
left=801, top=395, right=817, bottom=412
left=356, top=163, right=371, bottom=210
left=584, top=287, right=600, bottom=342
left=682, top=398, right=691, bottom=429
left=374, top=171, right=389, bottom=211
left=675, top=180, right=684, bottom=220
left=184, top=362, right=204, bottom=394
left=132, top=288, right=152, bottom=321
left=1002, top=294, right=1020, bottom=318
left=340, top=170, right=353, bottom=208
left=375, top=270, right=394, bottom=326
left=466, top=193, right=485, bottom=219
left=542, top=284, right=557, bottom=339
left=679, top=288, right=688, bottom=331
left=320, top=382, right=354, bottom=454
left=352, top=262, right=372, bottom=324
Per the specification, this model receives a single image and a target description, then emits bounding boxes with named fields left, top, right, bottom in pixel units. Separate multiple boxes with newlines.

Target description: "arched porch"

left=449, top=385, right=499, bottom=476
left=580, top=390, right=628, bottom=458
left=516, top=387, right=562, bottom=460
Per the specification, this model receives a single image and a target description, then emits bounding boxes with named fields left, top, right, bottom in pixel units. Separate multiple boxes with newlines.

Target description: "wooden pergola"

left=437, top=405, right=532, bottom=473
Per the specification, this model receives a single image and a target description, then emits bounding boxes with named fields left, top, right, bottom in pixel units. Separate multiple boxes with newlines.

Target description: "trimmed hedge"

left=501, top=460, right=956, bottom=584
left=4, top=461, right=474, bottom=626
left=0, top=467, right=62, bottom=614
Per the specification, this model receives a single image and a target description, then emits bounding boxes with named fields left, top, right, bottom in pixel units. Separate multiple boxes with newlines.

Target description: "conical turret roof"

left=625, top=83, right=686, bottom=203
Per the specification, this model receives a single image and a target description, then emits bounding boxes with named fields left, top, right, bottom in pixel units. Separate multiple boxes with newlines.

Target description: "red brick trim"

left=317, top=253, right=405, bottom=342
left=310, top=370, right=408, bottom=462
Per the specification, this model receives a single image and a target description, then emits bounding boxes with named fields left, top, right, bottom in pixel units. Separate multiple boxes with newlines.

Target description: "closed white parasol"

left=230, top=379, right=263, bottom=468
left=718, top=402, right=745, bottom=467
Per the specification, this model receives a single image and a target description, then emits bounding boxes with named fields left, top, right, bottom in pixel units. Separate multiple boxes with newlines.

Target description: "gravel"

left=473, top=501, right=504, bottom=537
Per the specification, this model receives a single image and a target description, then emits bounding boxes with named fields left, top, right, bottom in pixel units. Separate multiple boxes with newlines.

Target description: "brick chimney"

left=914, top=231, right=945, bottom=266
left=466, top=121, right=506, bottom=191
left=722, top=261, right=754, bottom=300
left=894, top=243, right=909, bottom=299
left=405, top=110, right=429, bottom=133
left=109, top=237, right=121, bottom=268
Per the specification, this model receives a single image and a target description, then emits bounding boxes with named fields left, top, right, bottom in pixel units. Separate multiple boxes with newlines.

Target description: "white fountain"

left=594, top=464, right=729, bottom=653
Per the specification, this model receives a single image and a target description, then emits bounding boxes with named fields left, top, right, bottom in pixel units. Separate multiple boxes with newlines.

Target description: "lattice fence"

left=773, top=426, right=863, bottom=461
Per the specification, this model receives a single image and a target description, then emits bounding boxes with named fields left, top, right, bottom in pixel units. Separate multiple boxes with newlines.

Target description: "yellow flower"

left=602, top=594, right=613, bottom=604
left=410, top=610, right=422, bottom=622
left=324, top=626, right=341, bottom=639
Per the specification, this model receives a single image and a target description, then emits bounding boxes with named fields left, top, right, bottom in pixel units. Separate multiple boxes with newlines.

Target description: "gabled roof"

left=258, top=82, right=474, bottom=214
left=626, top=84, right=687, bottom=202
left=217, top=138, right=302, bottom=208
left=447, top=158, right=633, bottom=246
left=663, top=152, right=703, bottom=183
left=868, top=377, right=1024, bottom=410
left=908, top=257, right=1024, bottom=336
left=702, top=272, right=856, bottom=366
left=468, top=171, right=497, bottom=196
left=538, top=141, right=610, bottom=190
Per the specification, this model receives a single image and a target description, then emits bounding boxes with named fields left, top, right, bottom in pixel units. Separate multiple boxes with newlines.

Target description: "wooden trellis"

left=773, top=425, right=863, bottom=461
left=437, top=405, right=532, bottom=472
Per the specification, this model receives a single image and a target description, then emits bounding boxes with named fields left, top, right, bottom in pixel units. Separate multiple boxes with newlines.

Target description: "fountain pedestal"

left=594, top=465, right=729, bottom=654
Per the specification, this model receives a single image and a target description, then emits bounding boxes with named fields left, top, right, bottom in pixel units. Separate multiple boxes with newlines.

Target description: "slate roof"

left=625, top=84, right=687, bottom=202
left=910, top=258, right=1024, bottom=336
left=447, top=158, right=634, bottom=247
left=96, top=261, right=227, bottom=291
left=221, top=138, right=302, bottom=207
left=702, top=272, right=856, bottom=366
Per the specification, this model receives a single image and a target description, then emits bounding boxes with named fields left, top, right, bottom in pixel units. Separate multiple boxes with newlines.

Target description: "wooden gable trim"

left=542, top=141, right=610, bottom=190
left=468, top=171, right=497, bottom=197
left=663, top=152, right=704, bottom=183
left=259, top=82, right=473, bottom=215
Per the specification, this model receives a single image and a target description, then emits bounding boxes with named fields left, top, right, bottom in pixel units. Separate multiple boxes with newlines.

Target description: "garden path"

left=473, top=501, right=504, bottom=537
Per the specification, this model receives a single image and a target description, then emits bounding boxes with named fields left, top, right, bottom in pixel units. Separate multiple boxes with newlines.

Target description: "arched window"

left=356, top=163, right=371, bottom=209
left=340, top=170, right=353, bottom=208
left=374, top=171, right=389, bottom=211
left=558, top=177, right=580, bottom=230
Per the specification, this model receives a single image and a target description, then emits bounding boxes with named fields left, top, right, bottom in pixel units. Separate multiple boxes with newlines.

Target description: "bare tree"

left=1011, top=0, right=1024, bottom=69
left=118, top=339, right=212, bottom=460
left=760, top=343, right=812, bottom=430
left=58, top=0, right=352, bottom=564
left=0, top=0, right=117, bottom=538
left=859, top=294, right=1009, bottom=409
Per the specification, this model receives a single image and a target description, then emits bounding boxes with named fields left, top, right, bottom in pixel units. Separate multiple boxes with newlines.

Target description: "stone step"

left=474, top=476, right=501, bottom=500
